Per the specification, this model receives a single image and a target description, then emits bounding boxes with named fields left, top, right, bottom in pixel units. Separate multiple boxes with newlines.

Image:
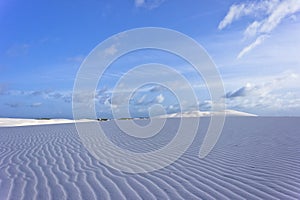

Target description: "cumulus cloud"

left=148, top=85, right=165, bottom=92
left=225, top=73, right=298, bottom=99
left=166, top=104, right=180, bottom=113
left=31, top=90, right=71, bottom=103
left=130, top=94, right=152, bottom=106
left=227, top=91, right=300, bottom=115
left=225, top=82, right=268, bottom=99
left=48, top=92, right=63, bottom=99
left=62, top=95, right=72, bottom=103
left=199, top=100, right=213, bottom=111
left=224, top=72, right=300, bottom=113
left=219, top=0, right=300, bottom=58
left=155, top=94, right=164, bottom=103
left=5, top=103, right=21, bottom=108
left=1, top=88, right=72, bottom=103
left=30, top=102, right=42, bottom=107
left=30, top=91, right=44, bottom=96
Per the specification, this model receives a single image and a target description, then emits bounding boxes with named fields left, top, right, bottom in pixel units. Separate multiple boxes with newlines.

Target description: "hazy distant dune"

left=0, top=118, right=94, bottom=127
left=156, top=109, right=257, bottom=118
left=0, top=117, right=299, bottom=199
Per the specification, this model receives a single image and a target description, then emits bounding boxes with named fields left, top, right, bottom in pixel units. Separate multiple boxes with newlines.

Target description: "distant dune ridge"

left=0, top=117, right=299, bottom=199
left=0, top=118, right=94, bottom=127
left=0, top=110, right=256, bottom=127
left=156, top=109, right=257, bottom=118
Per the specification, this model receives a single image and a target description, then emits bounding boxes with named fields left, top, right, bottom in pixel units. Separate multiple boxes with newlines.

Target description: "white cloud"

left=134, top=0, right=165, bottom=9
left=225, top=72, right=299, bottom=99
left=156, top=94, right=164, bottom=103
left=259, top=0, right=300, bottom=34
left=224, top=72, right=300, bottom=115
left=237, top=34, right=269, bottom=59
left=66, top=55, right=85, bottom=63
left=244, top=21, right=261, bottom=38
left=104, top=44, right=118, bottom=56
left=30, top=102, right=42, bottom=107
left=135, top=94, right=147, bottom=105
left=218, top=0, right=280, bottom=30
left=218, top=4, right=248, bottom=30
left=2, top=89, right=73, bottom=104
left=6, top=43, right=30, bottom=57
left=219, top=0, right=300, bottom=58
left=226, top=91, right=300, bottom=115
left=289, top=14, right=297, bottom=21
left=135, top=0, right=145, bottom=7
left=5, top=102, right=22, bottom=108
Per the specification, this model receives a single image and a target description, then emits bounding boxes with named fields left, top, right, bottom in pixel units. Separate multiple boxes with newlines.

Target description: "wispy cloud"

left=104, top=44, right=118, bottom=56
left=6, top=43, right=30, bottom=57
left=2, top=89, right=72, bottom=103
left=5, top=102, right=22, bottom=108
left=237, top=35, right=269, bottom=59
left=0, top=84, right=8, bottom=95
left=66, top=55, right=85, bottom=63
left=149, top=85, right=166, bottom=92
left=30, top=102, right=42, bottom=107
left=5, top=102, right=43, bottom=108
left=218, top=0, right=279, bottom=30
left=134, top=0, right=165, bottom=9
left=135, top=0, right=145, bottom=7
left=219, top=0, right=300, bottom=58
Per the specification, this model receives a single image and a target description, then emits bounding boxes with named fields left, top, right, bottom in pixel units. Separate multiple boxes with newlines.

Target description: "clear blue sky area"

left=1, top=0, right=299, bottom=118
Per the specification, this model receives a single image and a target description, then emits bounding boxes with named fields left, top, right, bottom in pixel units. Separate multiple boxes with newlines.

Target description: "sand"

left=0, top=110, right=255, bottom=127
left=156, top=109, right=257, bottom=118
left=0, top=118, right=94, bottom=127
left=0, top=117, right=299, bottom=199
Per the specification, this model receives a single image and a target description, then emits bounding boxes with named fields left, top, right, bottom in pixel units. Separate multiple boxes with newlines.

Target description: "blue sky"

left=1, top=0, right=300, bottom=119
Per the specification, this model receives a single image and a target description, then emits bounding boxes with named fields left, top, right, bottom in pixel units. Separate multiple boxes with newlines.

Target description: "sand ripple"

left=0, top=117, right=299, bottom=199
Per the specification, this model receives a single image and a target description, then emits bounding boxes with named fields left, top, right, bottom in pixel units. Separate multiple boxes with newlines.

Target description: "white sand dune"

left=156, top=109, right=257, bottom=118
left=0, top=118, right=94, bottom=127
left=0, top=110, right=255, bottom=127
left=0, top=117, right=299, bottom=199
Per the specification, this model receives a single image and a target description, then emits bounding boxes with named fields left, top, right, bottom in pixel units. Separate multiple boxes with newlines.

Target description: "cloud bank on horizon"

left=0, top=0, right=299, bottom=118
